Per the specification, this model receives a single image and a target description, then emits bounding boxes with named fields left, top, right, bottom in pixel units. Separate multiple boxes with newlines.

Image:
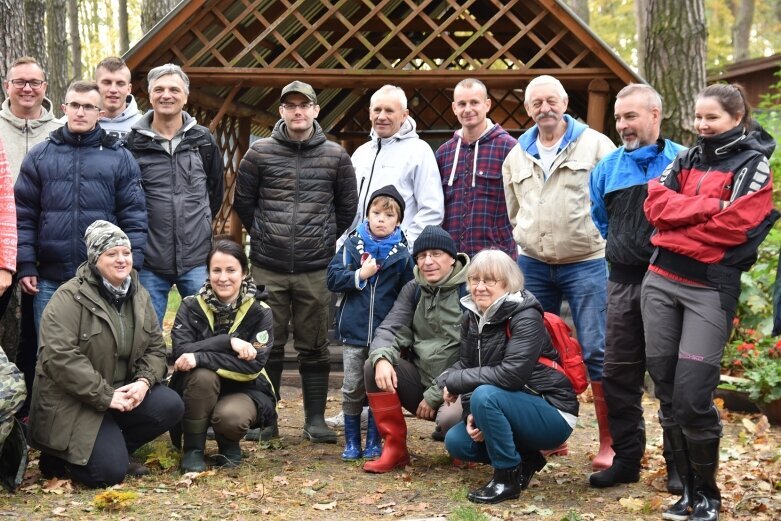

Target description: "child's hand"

left=358, top=255, right=379, bottom=280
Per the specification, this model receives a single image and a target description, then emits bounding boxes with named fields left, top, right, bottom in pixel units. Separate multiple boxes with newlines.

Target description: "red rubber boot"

left=363, top=391, right=410, bottom=473
left=591, top=381, right=615, bottom=470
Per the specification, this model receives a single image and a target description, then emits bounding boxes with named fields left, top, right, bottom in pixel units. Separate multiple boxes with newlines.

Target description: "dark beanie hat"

left=412, top=225, right=457, bottom=259
left=367, top=184, right=405, bottom=222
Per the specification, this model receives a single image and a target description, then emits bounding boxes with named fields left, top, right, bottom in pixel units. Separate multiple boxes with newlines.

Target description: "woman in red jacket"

left=641, top=84, right=778, bottom=521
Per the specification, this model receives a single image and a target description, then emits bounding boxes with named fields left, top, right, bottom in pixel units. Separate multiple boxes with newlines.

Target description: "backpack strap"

left=504, top=315, right=569, bottom=379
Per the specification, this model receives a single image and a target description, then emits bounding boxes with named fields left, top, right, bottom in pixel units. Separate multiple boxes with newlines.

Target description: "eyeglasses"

left=415, top=251, right=446, bottom=262
left=468, top=276, right=500, bottom=287
left=281, top=102, right=314, bottom=111
left=64, top=101, right=101, bottom=113
left=9, top=79, right=45, bottom=89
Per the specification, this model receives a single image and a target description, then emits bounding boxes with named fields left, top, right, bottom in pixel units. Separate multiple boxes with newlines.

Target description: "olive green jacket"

left=368, top=253, right=469, bottom=409
left=28, top=263, right=166, bottom=465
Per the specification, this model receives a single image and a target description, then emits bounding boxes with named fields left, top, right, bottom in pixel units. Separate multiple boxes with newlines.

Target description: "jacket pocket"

left=31, top=392, right=73, bottom=452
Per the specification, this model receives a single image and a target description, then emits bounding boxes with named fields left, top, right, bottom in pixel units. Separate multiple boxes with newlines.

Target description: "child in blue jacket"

left=327, top=185, right=414, bottom=460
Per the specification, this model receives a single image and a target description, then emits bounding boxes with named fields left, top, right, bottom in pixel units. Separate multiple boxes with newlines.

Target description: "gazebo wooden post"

left=229, top=116, right=251, bottom=245
left=586, top=78, right=611, bottom=134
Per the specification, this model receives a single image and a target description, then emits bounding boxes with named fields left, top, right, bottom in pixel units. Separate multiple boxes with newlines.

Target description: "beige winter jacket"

left=502, top=120, right=615, bottom=264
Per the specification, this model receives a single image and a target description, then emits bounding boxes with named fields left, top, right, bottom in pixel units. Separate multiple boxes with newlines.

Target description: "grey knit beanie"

left=84, top=220, right=131, bottom=265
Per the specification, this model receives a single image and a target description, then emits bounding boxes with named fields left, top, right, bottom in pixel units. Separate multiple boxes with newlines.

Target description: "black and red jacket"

left=644, top=124, right=779, bottom=289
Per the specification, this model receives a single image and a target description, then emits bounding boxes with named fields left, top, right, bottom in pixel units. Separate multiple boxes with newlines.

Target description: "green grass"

left=161, top=288, right=181, bottom=351
left=449, top=505, right=489, bottom=521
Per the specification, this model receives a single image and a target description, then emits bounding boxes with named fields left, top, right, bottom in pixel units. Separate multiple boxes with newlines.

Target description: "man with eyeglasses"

left=124, top=64, right=223, bottom=328
left=14, top=80, right=147, bottom=330
left=362, top=225, right=468, bottom=472
left=234, top=80, right=357, bottom=444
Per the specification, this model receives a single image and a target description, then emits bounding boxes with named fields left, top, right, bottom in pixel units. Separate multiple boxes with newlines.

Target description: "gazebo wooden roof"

left=124, top=0, right=642, bottom=238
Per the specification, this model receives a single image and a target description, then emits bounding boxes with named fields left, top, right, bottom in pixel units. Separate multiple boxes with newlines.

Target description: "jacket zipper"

left=290, top=143, right=301, bottom=272
left=367, top=271, right=380, bottom=345
left=695, top=168, right=711, bottom=195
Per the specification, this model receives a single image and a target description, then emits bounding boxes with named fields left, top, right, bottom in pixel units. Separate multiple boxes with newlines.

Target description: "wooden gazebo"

left=124, top=0, right=642, bottom=240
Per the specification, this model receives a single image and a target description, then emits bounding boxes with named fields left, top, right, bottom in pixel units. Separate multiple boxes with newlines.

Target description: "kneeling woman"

left=437, top=250, right=578, bottom=504
left=171, top=239, right=276, bottom=472
left=29, top=221, right=184, bottom=488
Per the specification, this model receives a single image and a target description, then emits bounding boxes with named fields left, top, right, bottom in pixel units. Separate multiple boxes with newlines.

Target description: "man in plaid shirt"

left=436, top=79, right=517, bottom=258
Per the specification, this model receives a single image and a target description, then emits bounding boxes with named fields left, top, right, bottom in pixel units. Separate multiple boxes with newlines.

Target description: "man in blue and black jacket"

left=589, top=84, right=685, bottom=490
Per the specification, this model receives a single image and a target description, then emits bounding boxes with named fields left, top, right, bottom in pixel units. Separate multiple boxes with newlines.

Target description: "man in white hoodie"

left=350, top=85, right=443, bottom=249
left=436, top=78, right=517, bottom=258
left=94, top=57, right=142, bottom=139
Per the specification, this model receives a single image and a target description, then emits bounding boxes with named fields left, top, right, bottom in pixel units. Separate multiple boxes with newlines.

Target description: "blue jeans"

left=33, top=278, right=64, bottom=334
left=517, top=256, right=607, bottom=381
left=444, top=385, right=572, bottom=469
left=139, top=266, right=207, bottom=327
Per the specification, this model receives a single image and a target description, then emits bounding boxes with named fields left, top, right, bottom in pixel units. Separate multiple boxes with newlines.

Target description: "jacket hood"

left=414, top=252, right=470, bottom=289
left=270, top=118, right=327, bottom=148
left=696, top=123, right=776, bottom=162
left=131, top=110, right=198, bottom=139
left=519, top=114, right=587, bottom=155
left=445, top=120, right=510, bottom=186
left=0, top=97, right=58, bottom=131
left=48, top=124, right=117, bottom=148
left=100, top=94, right=140, bottom=124
left=368, top=116, right=419, bottom=144
left=460, top=289, right=541, bottom=331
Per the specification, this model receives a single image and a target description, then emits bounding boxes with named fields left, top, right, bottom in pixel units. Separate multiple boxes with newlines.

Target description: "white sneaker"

left=325, top=407, right=369, bottom=429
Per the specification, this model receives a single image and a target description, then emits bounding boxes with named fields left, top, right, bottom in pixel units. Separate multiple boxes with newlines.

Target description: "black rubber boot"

left=588, top=459, right=640, bottom=488
left=520, top=451, right=547, bottom=490
left=300, top=364, right=337, bottom=443
left=664, top=429, right=684, bottom=494
left=688, top=437, right=721, bottom=521
left=214, top=433, right=243, bottom=468
left=259, top=361, right=283, bottom=441
left=467, top=464, right=523, bottom=504
left=180, top=418, right=209, bottom=473
left=662, top=427, right=694, bottom=521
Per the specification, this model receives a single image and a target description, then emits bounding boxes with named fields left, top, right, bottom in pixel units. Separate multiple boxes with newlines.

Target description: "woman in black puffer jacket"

left=437, top=250, right=578, bottom=504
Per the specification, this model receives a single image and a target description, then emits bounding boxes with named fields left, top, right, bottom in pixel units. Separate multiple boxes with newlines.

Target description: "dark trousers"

left=363, top=358, right=462, bottom=434
left=602, top=280, right=647, bottom=465
left=40, top=384, right=184, bottom=488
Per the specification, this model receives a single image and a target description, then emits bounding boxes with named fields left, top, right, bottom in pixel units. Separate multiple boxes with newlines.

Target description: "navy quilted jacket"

left=15, top=125, right=147, bottom=282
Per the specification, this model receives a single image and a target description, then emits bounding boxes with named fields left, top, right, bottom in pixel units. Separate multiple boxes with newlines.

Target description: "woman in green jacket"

left=170, top=239, right=276, bottom=472
left=29, top=221, right=184, bottom=488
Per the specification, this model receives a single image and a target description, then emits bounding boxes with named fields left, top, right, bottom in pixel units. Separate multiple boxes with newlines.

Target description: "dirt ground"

left=0, top=385, right=778, bottom=521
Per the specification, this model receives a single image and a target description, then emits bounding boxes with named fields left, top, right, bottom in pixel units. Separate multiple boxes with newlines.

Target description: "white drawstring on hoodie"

left=447, top=119, right=494, bottom=188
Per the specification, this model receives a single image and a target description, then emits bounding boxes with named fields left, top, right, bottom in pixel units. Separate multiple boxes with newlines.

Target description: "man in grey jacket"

left=234, top=80, right=357, bottom=444
left=124, top=64, right=223, bottom=327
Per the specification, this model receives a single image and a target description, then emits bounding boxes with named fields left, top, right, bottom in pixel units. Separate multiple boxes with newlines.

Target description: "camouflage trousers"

left=0, top=347, right=25, bottom=453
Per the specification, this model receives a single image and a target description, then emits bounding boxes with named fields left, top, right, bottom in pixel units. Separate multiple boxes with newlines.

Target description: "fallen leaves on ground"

left=93, top=490, right=139, bottom=511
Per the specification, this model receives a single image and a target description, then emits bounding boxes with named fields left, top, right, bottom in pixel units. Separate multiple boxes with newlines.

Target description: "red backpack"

left=505, top=311, right=589, bottom=394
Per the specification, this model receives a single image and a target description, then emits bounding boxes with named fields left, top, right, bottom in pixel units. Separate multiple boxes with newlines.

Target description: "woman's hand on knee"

left=174, top=353, right=197, bottom=372
left=114, top=380, right=149, bottom=409
left=442, top=387, right=459, bottom=405
left=109, top=390, right=134, bottom=411
left=466, top=414, right=483, bottom=442
left=374, top=359, right=397, bottom=392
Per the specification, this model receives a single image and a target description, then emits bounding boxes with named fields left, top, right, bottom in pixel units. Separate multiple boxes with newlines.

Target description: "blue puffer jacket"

left=15, top=125, right=147, bottom=282
left=327, top=228, right=414, bottom=347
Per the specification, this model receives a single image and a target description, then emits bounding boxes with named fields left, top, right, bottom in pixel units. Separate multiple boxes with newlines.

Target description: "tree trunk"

left=66, top=0, right=80, bottom=80
left=0, top=0, right=27, bottom=95
left=644, top=0, right=706, bottom=146
left=24, top=0, right=47, bottom=71
left=566, top=0, right=589, bottom=25
left=141, top=0, right=178, bottom=34
left=47, top=0, right=68, bottom=114
left=118, top=0, right=129, bottom=54
left=732, top=0, right=755, bottom=63
left=636, top=0, right=649, bottom=78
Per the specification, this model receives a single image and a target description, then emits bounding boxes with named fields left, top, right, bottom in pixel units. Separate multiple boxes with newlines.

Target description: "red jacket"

left=644, top=124, right=778, bottom=284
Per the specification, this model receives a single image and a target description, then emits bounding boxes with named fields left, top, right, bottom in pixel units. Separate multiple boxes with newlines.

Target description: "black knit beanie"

left=367, top=184, right=405, bottom=223
left=412, top=225, right=457, bottom=259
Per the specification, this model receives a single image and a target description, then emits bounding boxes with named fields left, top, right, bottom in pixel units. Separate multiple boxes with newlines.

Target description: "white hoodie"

left=349, top=116, right=444, bottom=249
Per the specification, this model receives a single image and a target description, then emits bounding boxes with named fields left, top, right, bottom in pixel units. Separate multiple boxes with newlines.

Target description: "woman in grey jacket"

left=438, top=250, right=578, bottom=504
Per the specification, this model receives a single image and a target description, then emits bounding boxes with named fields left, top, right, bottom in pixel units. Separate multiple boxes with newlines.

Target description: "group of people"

left=0, top=54, right=775, bottom=521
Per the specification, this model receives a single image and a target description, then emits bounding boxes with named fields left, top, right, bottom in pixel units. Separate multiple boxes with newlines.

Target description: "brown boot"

left=591, top=381, right=615, bottom=470
left=363, top=391, right=410, bottom=473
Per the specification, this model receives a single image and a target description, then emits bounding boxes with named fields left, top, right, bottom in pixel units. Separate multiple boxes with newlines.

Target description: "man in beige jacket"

left=502, top=75, right=615, bottom=471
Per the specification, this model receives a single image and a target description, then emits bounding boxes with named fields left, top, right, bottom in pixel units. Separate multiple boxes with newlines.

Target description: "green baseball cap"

left=281, top=81, right=317, bottom=104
